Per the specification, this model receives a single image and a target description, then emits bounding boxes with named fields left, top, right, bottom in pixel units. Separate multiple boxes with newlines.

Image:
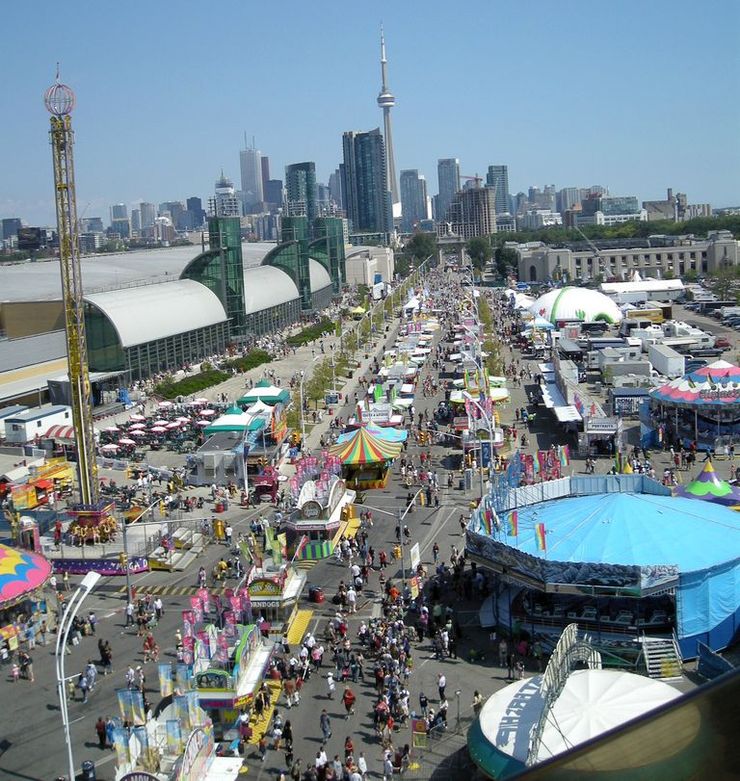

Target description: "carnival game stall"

left=647, top=360, right=740, bottom=451
left=329, top=427, right=402, bottom=489
left=282, top=463, right=357, bottom=560
left=468, top=468, right=740, bottom=657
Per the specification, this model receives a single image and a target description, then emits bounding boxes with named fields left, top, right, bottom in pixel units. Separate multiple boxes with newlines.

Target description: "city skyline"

left=1, top=0, right=738, bottom=226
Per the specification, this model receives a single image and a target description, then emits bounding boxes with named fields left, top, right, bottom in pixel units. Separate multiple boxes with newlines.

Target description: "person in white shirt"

left=357, top=751, right=368, bottom=779
left=346, top=586, right=357, bottom=613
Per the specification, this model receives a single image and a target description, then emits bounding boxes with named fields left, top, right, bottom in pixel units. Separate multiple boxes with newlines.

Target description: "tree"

left=404, top=232, right=437, bottom=262
left=466, top=237, right=492, bottom=272
left=494, top=245, right=519, bottom=278
left=707, top=265, right=740, bottom=302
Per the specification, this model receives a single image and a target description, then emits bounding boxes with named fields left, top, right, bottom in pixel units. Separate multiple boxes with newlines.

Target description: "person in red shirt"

left=342, top=686, right=356, bottom=717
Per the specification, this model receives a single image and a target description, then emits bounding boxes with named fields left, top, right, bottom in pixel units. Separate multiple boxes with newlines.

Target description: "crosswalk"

left=114, top=583, right=231, bottom=597
left=294, top=559, right=318, bottom=571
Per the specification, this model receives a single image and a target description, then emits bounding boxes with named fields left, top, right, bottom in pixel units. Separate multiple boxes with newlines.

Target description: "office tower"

left=110, top=217, right=130, bottom=238
left=264, top=180, right=283, bottom=208
left=212, top=171, right=242, bottom=217
left=130, top=209, right=141, bottom=233
left=186, top=196, right=206, bottom=228
left=159, top=201, right=186, bottom=229
left=1, top=218, right=22, bottom=241
left=79, top=217, right=104, bottom=234
left=442, top=184, right=496, bottom=238
left=285, top=161, right=317, bottom=224
left=261, top=156, right=270, bottom=197
left=329, top=168, right=343, bottom=209
left=342, top=128, right=390, bottom=236
left=376, top=27, right=399, bottom=206
left=437, top=159, right=460, bottom=222
left=485, top=165, right=510, bottom=214
left=110, top=203, right=127, bottom=223
left=140, top=202, right=156, bottom=229
left=557, top=187, right=580, bottom=213
left=317, top=183, right=330, bottom=215
left=400, top=169, right=428, bottom=232
left=239, top=140, right=263, bottom=213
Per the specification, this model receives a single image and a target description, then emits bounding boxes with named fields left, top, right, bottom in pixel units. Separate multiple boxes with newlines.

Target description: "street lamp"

left=55, top=570, right=101, bottom=781
left=298, top=356, right=322, bottom=447
left=463, top=391, right=495, bottom=499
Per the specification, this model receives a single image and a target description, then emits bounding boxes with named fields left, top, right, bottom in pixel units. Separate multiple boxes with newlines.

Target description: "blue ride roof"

left=509, top=493, right=740, bottom=572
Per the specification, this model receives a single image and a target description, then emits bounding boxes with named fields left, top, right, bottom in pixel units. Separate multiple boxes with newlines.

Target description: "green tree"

left=706, top=265, right=740, bottom=302
left=494, top=245, right=519, bottom=278
left=466, top=237, right=492, bottom=273
left=404, top=232, right=437, bottom=262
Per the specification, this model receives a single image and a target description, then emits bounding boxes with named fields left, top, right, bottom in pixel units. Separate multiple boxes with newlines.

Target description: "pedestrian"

left=153, top=597, right=163, bottom=620
left=125, top=601, right=135, bottom=628
left=326, top=671, right=336, bottom=699
left=88, top=611, right=97, bottom=635
left=437, top=672, right=446, bottom=701
left=342, top=685, right=356, bottom=718
left=63, top=570, right=70, bottom=591
left=432, top=542, right=439, bottom=564
left=472, top=691, right=483, bottom=717
left=258, top=733, right=268, bottom=762
left=357, top=751, right=368, bottom=780
left=95, top=717, right=107, bottom=749
left=78, top=672, right=89, bottom=703
left=320, top=709, right=332, bottom=743
left=498, top=638, right=508, bottom=668
left=419, top=691, right=428, bottom=717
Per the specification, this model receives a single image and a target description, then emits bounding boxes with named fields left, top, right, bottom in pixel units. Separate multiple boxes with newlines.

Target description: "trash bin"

left=309, top=585, right=324, bottom=604
left=81, top=760, right=96, bottom=780
left=464, top=468, right=474, bottom=491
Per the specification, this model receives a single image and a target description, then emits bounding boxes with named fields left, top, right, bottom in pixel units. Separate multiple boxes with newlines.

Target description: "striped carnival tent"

left=335, top=422, right=408, bottom=445
left=329, top=427, right=402, bottom=465
left=650, top=360, right=740, bottom=408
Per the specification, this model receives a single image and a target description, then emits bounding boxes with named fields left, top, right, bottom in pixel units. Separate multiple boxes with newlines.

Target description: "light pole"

left=464, top=391, right=495, bottom=499
left=299, top=369, right=306, bottom=445
left=455, top=689, right=462, bottom=733
left=55, top=570, right=101, bottom=781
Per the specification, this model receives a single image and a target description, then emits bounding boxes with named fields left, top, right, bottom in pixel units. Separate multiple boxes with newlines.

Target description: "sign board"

left=411, top=716, right=427, bottom=748
left=359, top=403, right=392, bottom=423
left=480, top=440, right=492, bottom=468
left=177, top=726, right=214, bottom=781
left=409, top=543, right=420, bottom=571
left=301, top=500, right=323, bottom=520
left=248, top=579, right=282, bottom=597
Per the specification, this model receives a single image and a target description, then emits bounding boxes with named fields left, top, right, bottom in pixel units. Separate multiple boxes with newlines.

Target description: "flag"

left=166, top=719, right=182, bottom=754
left=130, top=689, right=147, bottom=725
left=239, top=538, right=253, bottom=567
left=558, top=445, right=570, bottom=467
left=293, top=534, right=309, bottom=560
left=158, top=663, right=173, bottom=697
left=116, top=688, right=134, bottom=723
left=112, top=727, right=130, bottom=766
left=535, top=522, right=546, bottom=551
left=277, top=532, right=287, bottom=557
left=482, top=507, right=492, bottom=535
left=271, top=540, right=282, bottom=568
left=507, top=510, right=518, bottom=537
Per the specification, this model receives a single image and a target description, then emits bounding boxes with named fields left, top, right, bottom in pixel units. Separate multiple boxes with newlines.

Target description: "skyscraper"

left=212, top=171, right=242, bottom=217
left=110, top=203, right=127, bottom=222
left=140, top=202, right=156, bottom=229
left=285, top=162, right=317, bottom=224
left=436, top=159, right=460, bottom=222
left=342, top=128, right=390, bottom=236
left=186, top=196, right=205, bottom=227
left=329, top=168, right=344, bottom=210
left=485, top=165, right=510, bottom=214
left=239, top=140, right=263, bottom=213
left=440, top=184, right=496, bottom=238
left=261, top=156, right=270, bottom=198
left=377, top=27, right=399, bottom=207
left=400, top=170, right=428, bottom=232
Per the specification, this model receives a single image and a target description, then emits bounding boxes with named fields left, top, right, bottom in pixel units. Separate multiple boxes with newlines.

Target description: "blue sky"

left=1, top=0, right=738, bottom=225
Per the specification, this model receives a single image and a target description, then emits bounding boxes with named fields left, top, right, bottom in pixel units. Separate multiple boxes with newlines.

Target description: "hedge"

left=222, top=349, right=272, bottom=372
left=286, top=318, right=335, bottom=347
left=154, top=369, right=230, bottom=400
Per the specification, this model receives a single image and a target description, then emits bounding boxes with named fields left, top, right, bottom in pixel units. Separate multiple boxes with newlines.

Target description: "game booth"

left=646, top=360, right=740, bottom=452
left=329, top=427, right=402, bottom=489
left=468, top=463, right=740, bottom=658
left=282, top=469, right=357, bottom=561
left=0, top=543, right=52, bottom=654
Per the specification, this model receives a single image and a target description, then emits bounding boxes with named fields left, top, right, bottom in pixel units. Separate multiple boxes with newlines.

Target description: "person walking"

left=319, top=709, right=332, bottom=743
left=419, top=691, right=429, bottom=717
left=326, top=671, right=336, bottom=699
left=437, top=672, right=446, bottom=702
left=357, top=751, right=368, bottom=780
left=125, top=601, right=135, bottom=628
left=472, top=691, right=483, bottom=718
left=95, top=717, right=107, bottom=749
left=342, top=685, right=356, bottom=718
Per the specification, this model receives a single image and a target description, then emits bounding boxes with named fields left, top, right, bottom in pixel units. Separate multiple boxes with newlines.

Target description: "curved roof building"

left=529, top=287, right=623, bottom=324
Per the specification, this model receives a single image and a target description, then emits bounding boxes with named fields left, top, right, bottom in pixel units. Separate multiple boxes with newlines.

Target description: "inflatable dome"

left=529, top=286, right=623, bottom=324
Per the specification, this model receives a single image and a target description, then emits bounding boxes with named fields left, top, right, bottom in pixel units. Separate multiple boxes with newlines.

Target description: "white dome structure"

left=529, top=286, right=623, bottom=325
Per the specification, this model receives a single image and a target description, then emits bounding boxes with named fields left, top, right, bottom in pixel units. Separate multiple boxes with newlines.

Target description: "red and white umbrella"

left=176, top=416, right=191, bottom=423
left=150, top=427, right=167, bottom=434
left=104, top=426, right=119, bottom=433
left=158, top=400, right=174, bottom=408
left=200, top=409, right=216, bottom=417
left=128, top=422, right=146, bottom=430
left=196, top=420, right=211, bottom=427
left=166, top=421, right=181, bottom=429
left=100, top=443, right=119, bottom=452
left=194, top=398, right=209, bottom=404
left=153, top=419, right=169, bottom=426
left=131, top=430, right=147, bottom=437
left=118, top=438, right=136, bottom=446
left=130, top=414, right=146, bottom=422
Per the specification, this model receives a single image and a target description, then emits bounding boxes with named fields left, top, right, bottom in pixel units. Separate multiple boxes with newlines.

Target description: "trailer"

left=647, top=343, right=685, bottom=379
left=3, top=405, right=72, bottom=444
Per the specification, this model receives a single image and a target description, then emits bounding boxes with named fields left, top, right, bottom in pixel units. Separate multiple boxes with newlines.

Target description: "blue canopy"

left=336, top=423, right=407, bottom=445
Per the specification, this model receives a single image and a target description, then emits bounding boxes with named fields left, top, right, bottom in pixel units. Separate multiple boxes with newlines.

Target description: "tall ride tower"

left=377, top=26, right=399, bottom=207
left=45, top=74, right=98, bottom=506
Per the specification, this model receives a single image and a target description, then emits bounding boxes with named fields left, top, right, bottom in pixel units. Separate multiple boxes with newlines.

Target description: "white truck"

left=647, top=343, right=685, bottom=379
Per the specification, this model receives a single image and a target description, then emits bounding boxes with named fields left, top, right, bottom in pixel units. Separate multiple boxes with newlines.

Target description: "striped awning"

left=43, top=425, right=76, bottom=442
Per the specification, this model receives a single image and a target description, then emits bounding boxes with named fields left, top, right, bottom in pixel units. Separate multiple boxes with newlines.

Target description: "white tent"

left=529, top=287, right=623, bottom=325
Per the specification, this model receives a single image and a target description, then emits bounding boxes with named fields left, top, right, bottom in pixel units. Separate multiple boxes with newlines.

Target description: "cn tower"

left=377, top=26, right=399, bottom=206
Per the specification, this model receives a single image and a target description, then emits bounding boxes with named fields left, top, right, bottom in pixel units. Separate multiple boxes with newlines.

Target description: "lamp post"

left=464, top=391, right=495, bottom=499
left=55, top=570, right=101, bottom=781
left=299, top=370, right=306, bottom=445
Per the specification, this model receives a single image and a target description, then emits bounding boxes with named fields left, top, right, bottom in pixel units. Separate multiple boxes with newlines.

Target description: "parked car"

left=715, top=337, right=731, bottom=349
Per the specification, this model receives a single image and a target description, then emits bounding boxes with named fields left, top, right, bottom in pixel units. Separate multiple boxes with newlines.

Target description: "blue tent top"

left=507, top=493, right=740, bottom=573
left=336, top=423, right=408, bottom=445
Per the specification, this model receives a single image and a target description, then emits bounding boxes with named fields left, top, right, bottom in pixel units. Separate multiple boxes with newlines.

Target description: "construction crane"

left=45, top=72, right=99, bottom=506
left=461, top=174, right=484, bottom=187
left=573, top=224, right=606, bottom=279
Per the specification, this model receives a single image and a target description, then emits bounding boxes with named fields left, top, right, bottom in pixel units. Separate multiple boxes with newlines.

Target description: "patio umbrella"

left=200, top=409, right=216, bottom=417
left=150, top=427, right=167, bottom=434
left=118, top=438, right=136, bottom=446
left=131, top=430, right=147, bottom=437
left=176, top=416, right=191, bottom=423
left=166, top=421, right=181, bottom=429
left=194, top=398, right=209, bottom=404
left=129, top=414, right=145, bottom=422
left=153, top=419, right=169, bottom=426
left=158, top=400, right=173, bottom=408
left=128, top=423, right=146, bottom=430
left=100, top=444, right=118, bottom=451
left=104, top=426, right=119, bottom=433
left=196, top=420, right=210, bottom=427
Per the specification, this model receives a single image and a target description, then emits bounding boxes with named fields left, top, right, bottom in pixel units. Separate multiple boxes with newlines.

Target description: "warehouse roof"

left=85, top=279, right=228, bottom=348
left=0, top=330, right=67, bottom=373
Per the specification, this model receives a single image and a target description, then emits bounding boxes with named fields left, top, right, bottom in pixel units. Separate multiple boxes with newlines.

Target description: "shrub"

left=286, top=318, right=335, bottom=347
left=222, top=349, right=272, bottom=373
left=154, top=369, right=229, bottom=400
